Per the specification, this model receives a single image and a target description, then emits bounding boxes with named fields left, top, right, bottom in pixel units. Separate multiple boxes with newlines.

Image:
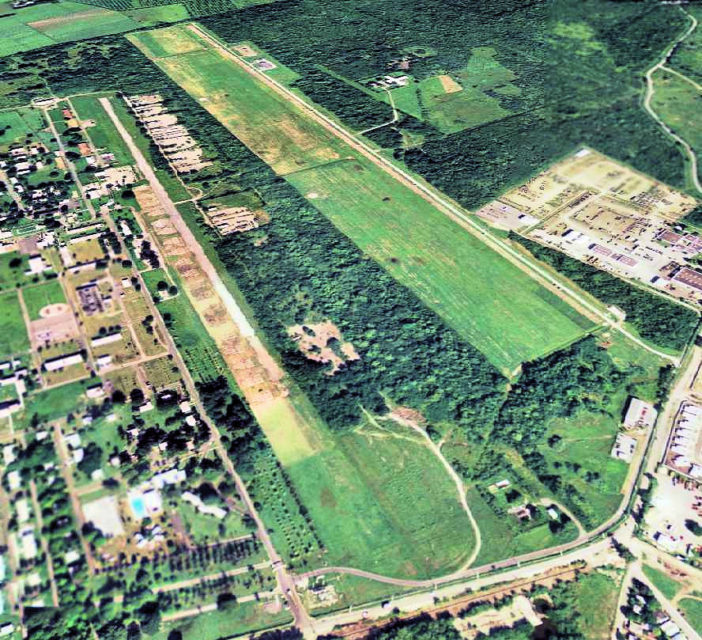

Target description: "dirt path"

left=537, top=497, right=586, bottom=537
left=660, top=64, right=702, bottom=92
left=643, top=7, right=701, bottom=195
left=388, top=412, right=482, bottom=569
left=187, top=24, right=677, bottom=366
left=100, top=97, right=314, bottom=636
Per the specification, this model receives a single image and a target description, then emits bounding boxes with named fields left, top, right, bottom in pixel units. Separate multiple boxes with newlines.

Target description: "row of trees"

left=512, top=235, right=699, bottom=351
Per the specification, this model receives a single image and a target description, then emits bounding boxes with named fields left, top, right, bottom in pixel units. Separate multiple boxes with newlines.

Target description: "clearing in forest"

left=128, top=23, right=594, bottom=373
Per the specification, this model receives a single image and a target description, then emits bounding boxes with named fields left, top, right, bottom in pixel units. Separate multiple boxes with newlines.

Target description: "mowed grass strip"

left=71, top=95, right=134, bottom=165
left=288, top=159, right=592, bottom=370
left=0, top=290, right=30, bottom=357
left=22, top=278, right=66, bottom=320
left=128, top=26, right=347, bottom=175
left=129, top=24, right=592, bottom=372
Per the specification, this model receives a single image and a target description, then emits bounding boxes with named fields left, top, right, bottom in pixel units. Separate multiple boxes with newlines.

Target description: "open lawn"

left=156, top=600, right=292, bottom=640
left=22, top=278, right=66, bottom=320
left=419, top=75, right=510, bottom=134
left=129, top=24, right=593, bottom=373
left=572, top=571, right=621, bottom=639
left=0, top=252, right=31, bottom=292
left=679, top=598, right=702, bottom=631
left=18, top=378, right=90, bottom=427
left=126, top=5, right=189, bottom=25
left=280, top=418, right=475, bottom=577
left=0, top=290, right=29, bottom=357
left=642, top=564, right=683, bottom=600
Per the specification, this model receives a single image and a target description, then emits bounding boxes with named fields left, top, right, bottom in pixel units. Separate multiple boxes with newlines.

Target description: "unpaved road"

left=389, top=413, right=482, bottom=568
left=643, top=7, right=701, bottom=195
left=101, top=96, right=314, bottom=635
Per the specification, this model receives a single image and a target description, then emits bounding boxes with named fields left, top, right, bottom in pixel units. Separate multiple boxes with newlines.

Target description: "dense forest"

left=497, top=337, right=623, bottom=448
left=511, top=235, right=699, bottom=351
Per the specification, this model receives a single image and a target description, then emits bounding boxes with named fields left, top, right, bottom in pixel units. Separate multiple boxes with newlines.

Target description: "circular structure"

left=39, top=303, right=71, bottom=318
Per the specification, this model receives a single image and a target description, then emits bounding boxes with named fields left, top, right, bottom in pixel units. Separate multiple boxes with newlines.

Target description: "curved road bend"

left=187, top=24, right=680, bottom=365
left=643, top=7, right=701, bottom=195
left=389, top=414, right=482, bottom=568
left=99, top=97, right=314, bottom=634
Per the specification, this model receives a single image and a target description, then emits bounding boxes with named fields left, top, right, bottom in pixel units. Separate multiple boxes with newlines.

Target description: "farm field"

left=0, top=290, right=29, bottom=357
left=127, top=24, right=593, bottom=373
left=0, top=1, right=139, bottom=55
left=21, top=278, right=66, bottom=320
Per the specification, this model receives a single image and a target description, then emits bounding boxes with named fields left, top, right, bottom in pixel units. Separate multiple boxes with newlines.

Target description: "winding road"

left=643, top=6, right=701, bottom=195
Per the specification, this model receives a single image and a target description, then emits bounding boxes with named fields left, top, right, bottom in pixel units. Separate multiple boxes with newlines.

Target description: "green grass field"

left=22, top=278, right=66, bottom=320
left=129, top=24, right=593, bottom=373
left=572, top=571, right=621, bottom=639
left=0, top=290, right=29, bottom=358
left=0, top=1, right=139, bottom=55
left=288, top=159, right=592, bottom=372
left=679, top=597, right=702, bottom=632
left=156, top=600, right=292, bottom=640
left=419, top=76, right=510, bottom=134
left=642, top=564, right=683, bottom=600
left=17, top=378, right=91, bottom=428
left=126, top=4, right=189, bottom=25
left=282, top=419, right=475, bottom=577
left=70, top=95, right=136, bottom=166
left=0, top=252, right=32, bottom=292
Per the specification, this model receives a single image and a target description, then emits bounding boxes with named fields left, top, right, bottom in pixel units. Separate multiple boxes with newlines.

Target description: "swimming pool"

left=129, top=494, right=147, bottom=519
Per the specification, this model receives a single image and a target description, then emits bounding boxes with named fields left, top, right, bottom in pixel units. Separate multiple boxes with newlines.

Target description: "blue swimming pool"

left=129, top=494, right=147, bottom=519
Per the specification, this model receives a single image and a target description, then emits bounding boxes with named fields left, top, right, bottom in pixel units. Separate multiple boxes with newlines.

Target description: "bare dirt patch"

left=288, top=320, right=359, bottom=375
left=152, top=218, right=177, bottom=236
left=233, top=44, right=257, bottom=57
left=438, top=74, right=463, bottom=94
left=30, top=304, right=79, bottom=346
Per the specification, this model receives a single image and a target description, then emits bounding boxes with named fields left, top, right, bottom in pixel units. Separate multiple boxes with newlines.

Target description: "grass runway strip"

left=128, top=24, right=593, bottom=373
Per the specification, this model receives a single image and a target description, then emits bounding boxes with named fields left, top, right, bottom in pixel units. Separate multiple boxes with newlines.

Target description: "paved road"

left=187, top=24, right=679, bottom=365
left=100, top=97, right=314, bottom=635
left=643, top=7, right=701, bottom=195
left=632, top=562, right=700, bottom=640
